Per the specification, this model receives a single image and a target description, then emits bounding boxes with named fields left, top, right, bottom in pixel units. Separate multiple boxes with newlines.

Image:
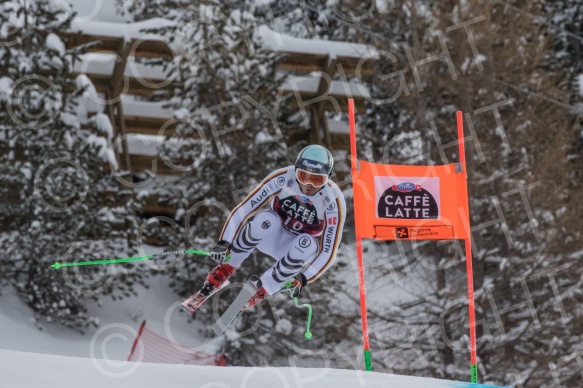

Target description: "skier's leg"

left=248, top=233, right=318, bottom=306
left=202, top=211, right=281, bottom=295
left=228, top=210, right=281, bottom=267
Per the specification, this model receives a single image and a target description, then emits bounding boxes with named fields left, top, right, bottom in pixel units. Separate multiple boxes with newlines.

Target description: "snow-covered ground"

left=0, top=348, right=504, bottom=388
left=0, top=248, right=220, bottom=360
left=0, top=242, right=506, bottom=387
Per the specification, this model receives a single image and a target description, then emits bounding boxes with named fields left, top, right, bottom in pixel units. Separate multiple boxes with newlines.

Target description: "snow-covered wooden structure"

left=61, top=20, right=376, bottom=215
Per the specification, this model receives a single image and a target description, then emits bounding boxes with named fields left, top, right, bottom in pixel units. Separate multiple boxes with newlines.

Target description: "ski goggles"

left=296, top=169, right=328, bottom=187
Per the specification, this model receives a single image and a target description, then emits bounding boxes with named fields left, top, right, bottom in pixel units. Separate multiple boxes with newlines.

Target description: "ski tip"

left=51, top=262, right=62, bottom=269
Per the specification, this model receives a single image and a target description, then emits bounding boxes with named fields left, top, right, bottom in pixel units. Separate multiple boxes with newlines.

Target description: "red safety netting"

left=127, top=321, right=227, bottom=366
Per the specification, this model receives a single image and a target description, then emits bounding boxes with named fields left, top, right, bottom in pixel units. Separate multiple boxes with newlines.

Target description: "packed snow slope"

left=0, top=349, right=506, bottom=388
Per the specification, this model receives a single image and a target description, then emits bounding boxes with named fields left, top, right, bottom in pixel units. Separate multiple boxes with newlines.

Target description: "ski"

left=180, top=280, right=231, bottom=316
left=211, top=276, right=261, bottom=336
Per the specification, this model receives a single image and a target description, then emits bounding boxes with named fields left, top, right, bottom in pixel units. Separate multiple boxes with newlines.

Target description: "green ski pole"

left=294, top=296, right=313, bottom=339
left=51, top=249, right=227, bottom=269
left=285, top=281, right=314, bottom=339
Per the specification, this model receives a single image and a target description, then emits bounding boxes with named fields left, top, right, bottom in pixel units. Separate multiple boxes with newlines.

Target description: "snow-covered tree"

left=0, top=0, right=147, bottom=330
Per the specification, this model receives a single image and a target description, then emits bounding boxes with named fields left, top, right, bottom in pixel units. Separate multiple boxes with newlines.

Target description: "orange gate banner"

left=352, top=161, right=470, bottom=241
left=349, top=99, right=477, bottom=380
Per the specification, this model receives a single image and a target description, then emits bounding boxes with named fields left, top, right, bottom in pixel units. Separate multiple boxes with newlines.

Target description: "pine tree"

left=0, top=0, right=147, bottom=330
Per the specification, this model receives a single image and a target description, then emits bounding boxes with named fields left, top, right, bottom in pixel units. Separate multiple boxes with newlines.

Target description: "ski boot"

left=200, top=263, right=236, bottom=297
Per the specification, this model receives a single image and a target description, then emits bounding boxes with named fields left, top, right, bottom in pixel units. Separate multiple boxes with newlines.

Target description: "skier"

left=201, top=144, right=346, bottom=308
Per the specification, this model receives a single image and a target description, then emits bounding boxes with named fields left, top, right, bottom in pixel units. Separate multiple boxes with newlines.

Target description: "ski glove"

left=210, top=240, right=231, bottom=263
left=287, top=273, right=308, bottom=297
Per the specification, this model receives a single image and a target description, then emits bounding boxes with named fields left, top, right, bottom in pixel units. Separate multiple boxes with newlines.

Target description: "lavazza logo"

left=377, top=181, right=439, bottom=219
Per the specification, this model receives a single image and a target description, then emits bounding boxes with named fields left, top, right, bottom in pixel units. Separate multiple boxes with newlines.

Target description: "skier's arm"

left=219, top=167, right=288, bottom=243
left=302, top=188, right=346, bottom=283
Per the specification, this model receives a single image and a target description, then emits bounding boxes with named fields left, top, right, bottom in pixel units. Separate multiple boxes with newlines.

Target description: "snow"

left=0, top=4, right=525, bottom=386
left=74, top=52, right=171, bottom=81
left=122, top=99, right=173, bottom=119
left=92, top=113, right=114, bottom=140
left=60, top=112, right=80, bottom=130
left=0, top=348, right=505, bottom=388
left=107, top=148, right=119, bottom=171
left=0, top=189, right=504, bottom=388
left=87, top=134, right=113, bottom=163
left=20, top=166, right=32, bottom=180
left=0, top=76, right=12, bottom=101
left=274, top=318, right=293, bottom=335
left=46, top=33, right=66, bottom=56
left=257, top=25, right=378, bottom=59
left=79, top=94, right=172, bottom=121
left=70, top=18, right=176, bottom=40
left=69, top=17, right=378, bottom=62
left=255, top=130, right=275, bottom=145
left=0, top=245, right=506, bottom=387
left=0, top=252, right=218, bottom=359
left=4, top=2, right=27, bottom=30
left=65, top=0, right=130, bottom=23
left=126, top=134, right=164, bottom=156
left=327, top=118, right=354, bottom=133
left=76, top=74, right=97, bottom=95
left=280, top=73, right=371, bottom=99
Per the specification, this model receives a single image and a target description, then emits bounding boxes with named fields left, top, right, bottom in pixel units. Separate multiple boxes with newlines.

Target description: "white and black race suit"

left=220, top=166, right=346, bottom=295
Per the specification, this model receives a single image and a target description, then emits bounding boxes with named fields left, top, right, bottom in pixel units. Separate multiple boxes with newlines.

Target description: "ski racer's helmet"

left=294, top=145, right=334, bottom=187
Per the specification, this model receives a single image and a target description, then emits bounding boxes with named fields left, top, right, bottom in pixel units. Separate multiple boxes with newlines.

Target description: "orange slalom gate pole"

left=349, top=99, right=372, bottom=371
left=457, top=111, right=467, bottom=167
left=457, top=111, right=478, bottom=383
